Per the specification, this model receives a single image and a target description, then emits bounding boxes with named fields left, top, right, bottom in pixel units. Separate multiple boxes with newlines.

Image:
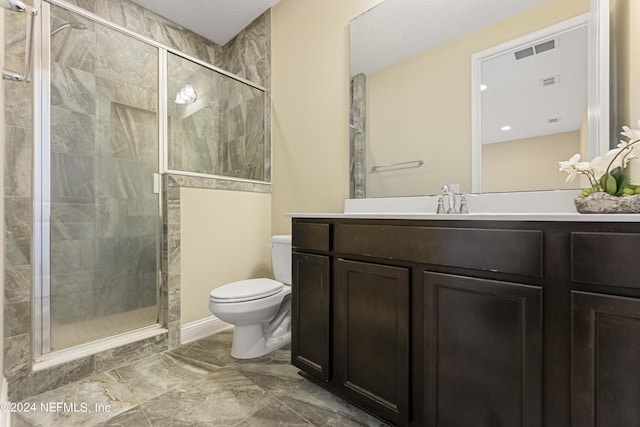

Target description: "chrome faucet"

left=440, top=184, right=456, bottom=214
left=437, top=184, right=469, bottom=214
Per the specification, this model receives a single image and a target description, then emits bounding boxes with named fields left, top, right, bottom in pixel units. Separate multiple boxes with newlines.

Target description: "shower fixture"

left=1, top=0, right=37, bottom=82
left=51, top=21, right=88, bottom=36
left=0, top=0, right=27, bottom=12
left=175, top=84, right=197, bottom=104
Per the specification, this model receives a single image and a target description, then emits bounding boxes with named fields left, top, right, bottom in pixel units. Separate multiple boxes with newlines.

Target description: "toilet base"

left=230, top=324, right=291, bottom=359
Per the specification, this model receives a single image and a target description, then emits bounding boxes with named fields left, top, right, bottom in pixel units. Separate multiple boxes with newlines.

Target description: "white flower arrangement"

left=559, top=122, right=640, bottom=197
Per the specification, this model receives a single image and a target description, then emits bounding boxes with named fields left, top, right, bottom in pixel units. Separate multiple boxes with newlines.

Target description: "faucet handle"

left=436, top=196, right=446, bottom=214
left=458, top=194, right=469, bottom=214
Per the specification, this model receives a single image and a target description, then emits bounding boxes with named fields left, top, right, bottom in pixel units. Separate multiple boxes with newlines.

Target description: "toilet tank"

left=271, top=235, right=292, bottom=285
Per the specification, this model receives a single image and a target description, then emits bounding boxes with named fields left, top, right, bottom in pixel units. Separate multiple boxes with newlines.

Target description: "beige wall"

left=482, top=131, right=581, bottom=193
left=180, top=188, right=272, bottom=324
left=366, top=0, right=590, bottom=197
left=612, top=0, right=640, bottom=127
left=270, top=0, right=383, bottom=233
left=612, top=0, right=640, bottom=182
left=624, top=0, right=640, bottom=125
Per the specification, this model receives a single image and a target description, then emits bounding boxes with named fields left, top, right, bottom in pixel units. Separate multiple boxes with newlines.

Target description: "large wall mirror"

left=349, top=0, right=625, bottom=198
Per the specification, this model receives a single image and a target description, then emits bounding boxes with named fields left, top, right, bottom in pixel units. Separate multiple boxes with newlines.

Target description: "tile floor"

left=12, top=331, right=389, bottom=426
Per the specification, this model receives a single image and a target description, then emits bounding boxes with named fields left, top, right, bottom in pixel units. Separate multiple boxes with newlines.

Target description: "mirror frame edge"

left=588, top=0, right=610, bottom=159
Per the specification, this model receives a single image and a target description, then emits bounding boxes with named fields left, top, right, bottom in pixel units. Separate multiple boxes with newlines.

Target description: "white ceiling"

left=350, top=0, right=551, bottom=77
left=130, top=0, right=280, bottom=45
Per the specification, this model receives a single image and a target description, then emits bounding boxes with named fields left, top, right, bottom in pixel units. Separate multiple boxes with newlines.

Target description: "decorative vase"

left=574, top=192, right=640, bottom=213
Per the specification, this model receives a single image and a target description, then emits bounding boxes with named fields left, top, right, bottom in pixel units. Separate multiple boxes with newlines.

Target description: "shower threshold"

left=33, top=320, right=167, bottom=371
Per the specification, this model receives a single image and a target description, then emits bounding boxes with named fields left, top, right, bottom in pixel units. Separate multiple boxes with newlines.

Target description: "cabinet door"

left=291, top=252, right=331, bottom=381
left=572, top=291, right=640, bottom=427
left=423, top=272, right=542, bottom=427
left=335, top=259, right=410, bottom=425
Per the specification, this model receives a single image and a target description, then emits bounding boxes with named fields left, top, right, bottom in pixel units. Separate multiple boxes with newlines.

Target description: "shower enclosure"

left=32, top=0, right=267, bottom=358
left=35, top=2, right=162, bottom=354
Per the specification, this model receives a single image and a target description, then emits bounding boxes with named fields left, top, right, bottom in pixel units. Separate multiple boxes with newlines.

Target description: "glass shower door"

left=45, top=3, right=160, bottom=351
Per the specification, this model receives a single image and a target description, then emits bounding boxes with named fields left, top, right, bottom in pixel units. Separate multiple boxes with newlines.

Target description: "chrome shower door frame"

left=32, top=0, right=167, bottom=358
left=32, top=0, right=49, bottom=356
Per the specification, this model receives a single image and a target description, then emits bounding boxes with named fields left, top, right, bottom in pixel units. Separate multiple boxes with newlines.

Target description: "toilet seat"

left=210, top=278, right=283, bottom=303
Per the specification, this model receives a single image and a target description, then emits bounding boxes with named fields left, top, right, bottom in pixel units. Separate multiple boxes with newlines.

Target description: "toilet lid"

left=210, top=278, right=283, bottom=303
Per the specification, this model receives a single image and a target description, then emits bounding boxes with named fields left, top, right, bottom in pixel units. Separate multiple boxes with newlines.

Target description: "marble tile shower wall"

left=167, top=54, right=266, bottom=181
left=5, top=0, right=37, bottom=401
left=68, top=0, right=224, bottom=65
left=221, top=80, right=266, bottom=181
left=222, top=10, right=271, bottom=182
left=3, top=0, right=271, bottom=401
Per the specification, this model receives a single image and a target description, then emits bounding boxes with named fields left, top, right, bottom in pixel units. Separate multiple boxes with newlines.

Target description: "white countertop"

left=285, top=192, right=640, bottom=222
left=286, top=212, right=640, bottom=222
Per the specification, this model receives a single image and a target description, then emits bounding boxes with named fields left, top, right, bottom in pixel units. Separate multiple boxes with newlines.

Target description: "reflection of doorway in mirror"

left=471, top=10, right=609, bottom=193
left=480, top=28, right=588, bottom=144
left=480, top=24, right=589, bottom=192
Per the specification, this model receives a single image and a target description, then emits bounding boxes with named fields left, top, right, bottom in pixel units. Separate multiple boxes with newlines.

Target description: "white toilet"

left=208, top=235, right=292, bottom=359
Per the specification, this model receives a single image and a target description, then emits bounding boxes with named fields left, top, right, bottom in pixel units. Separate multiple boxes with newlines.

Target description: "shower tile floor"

left=51, top=306, right=158, bottom=350
left=13, top=330, right=389, bottom=426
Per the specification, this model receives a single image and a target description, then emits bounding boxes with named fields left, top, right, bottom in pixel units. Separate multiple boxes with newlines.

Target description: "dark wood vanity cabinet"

left=291, top=224, right=411, bottom=425
left=570, top=232, right=640, bottom=427
left=291, top=222, right=332, bottom=381
left=291, top=252, right=331, bottom=381
left=335, top=259, right=410, bottom=425
left=290, top=218, right=640, bottom=427
left=571, top=292, right=640, bottom=427
left=423, top=272, right=542, bottom=427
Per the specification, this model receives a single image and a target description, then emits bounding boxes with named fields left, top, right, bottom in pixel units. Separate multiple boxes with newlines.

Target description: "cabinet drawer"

left=572, top=232, right=640, bottom=288
left=335, top=224, right=543, bottom=278
left=293, top=222, right=330, bottom=252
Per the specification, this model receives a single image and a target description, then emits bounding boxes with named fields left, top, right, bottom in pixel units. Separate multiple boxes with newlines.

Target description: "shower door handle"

left=152, top=173, right=162, bottom=194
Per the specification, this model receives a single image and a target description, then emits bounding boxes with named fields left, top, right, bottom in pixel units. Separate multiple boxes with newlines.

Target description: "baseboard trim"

left=181, top=316, right=232, bottom=344
left=1, top=375, right=10, bottom=427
